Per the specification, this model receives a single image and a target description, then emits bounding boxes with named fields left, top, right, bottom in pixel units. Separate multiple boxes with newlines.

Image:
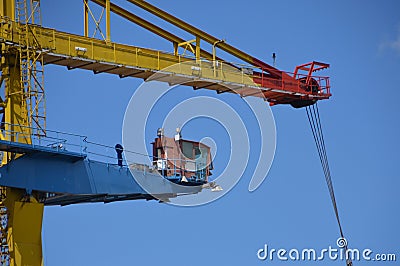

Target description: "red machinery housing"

left=252, top=61, right=330, bottom=108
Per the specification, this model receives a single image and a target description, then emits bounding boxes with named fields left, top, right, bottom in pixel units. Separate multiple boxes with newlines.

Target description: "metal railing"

left=154, top=158, right=208, bottom=183
left=1, top=123, right=87, bottom=154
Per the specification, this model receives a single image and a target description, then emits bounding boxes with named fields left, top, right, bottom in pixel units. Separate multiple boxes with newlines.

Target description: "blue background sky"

left=40, top=0, right=399, bottom=265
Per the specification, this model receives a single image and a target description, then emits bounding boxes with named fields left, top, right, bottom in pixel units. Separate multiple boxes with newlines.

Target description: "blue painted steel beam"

left=0, top=141, right=202, bottom=205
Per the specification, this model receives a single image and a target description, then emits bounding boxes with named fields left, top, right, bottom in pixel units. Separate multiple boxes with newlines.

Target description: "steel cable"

left=306, top=102, right=352, bottom=266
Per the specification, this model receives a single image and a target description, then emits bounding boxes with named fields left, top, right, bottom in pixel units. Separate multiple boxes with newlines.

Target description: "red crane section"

left=126, top=0, right=331, bottom=108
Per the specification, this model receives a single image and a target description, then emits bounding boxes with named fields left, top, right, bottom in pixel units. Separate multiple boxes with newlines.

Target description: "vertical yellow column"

left=2, top=53, right=31, bottom=146
left=173, top=42, right=178, bottom=56
left=195, top=36, right=200, bottom=62
left=105, top=0, right=110, bottom=42
left=0, top=0, right=15, bottom=20
left=0, top=1, right=44, bottom=266
left=84, top=0, right=89, bottom=37
left=3, top=189, right=44, bottom=266
left=0, top=50, right=43, bottom=266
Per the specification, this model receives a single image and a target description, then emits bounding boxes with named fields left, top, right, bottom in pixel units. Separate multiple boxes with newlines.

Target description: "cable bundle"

left=306, top=102, right=352, bottom=266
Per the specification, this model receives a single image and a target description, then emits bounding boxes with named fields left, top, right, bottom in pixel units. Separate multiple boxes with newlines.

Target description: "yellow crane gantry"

left=0, top=0, right=331, bottom=265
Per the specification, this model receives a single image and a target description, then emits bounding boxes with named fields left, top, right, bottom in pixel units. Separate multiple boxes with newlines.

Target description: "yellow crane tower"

left=0, top=0, right=331, bottom=265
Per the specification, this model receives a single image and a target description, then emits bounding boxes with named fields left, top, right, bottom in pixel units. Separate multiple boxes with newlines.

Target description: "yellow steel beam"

left=127, top=0, right=283, bottom=78
left=91, top=0, right=224, bottom=61
left=0, top=19, right=179, bottom=67
left=0, top=19, right=259, bottom=85
left=92, top=0, right=180, bottom=44
left=0, top=19, right=324, bottom=101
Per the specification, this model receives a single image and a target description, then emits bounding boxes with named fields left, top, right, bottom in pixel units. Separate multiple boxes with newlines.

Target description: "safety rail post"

left=79, top=136, right=82, bottom=154
left=52, top=29, right=56, bottom=50
left=113, top=43, right=116, bottom=62
left=321, top=77, right=324, bottom=93
left=295, top=74, right=300, bottom=93
left=261, top=68, right=264, bottom=88
left=56, top=131, right=59, bottom=150
left=220, top=61, right=223, bottom=80
left=327, top=77, right=330, bottom=94
left=157, top=50, right=160, bottom=70
left=135, top=47, right=138, bottom=67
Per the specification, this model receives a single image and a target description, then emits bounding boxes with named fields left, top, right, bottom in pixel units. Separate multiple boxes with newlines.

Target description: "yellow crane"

left=0, top=0, right=330, bottom=265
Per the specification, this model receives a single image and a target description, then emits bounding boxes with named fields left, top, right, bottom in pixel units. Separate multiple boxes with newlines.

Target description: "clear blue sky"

left=41, top=0, right=399, bottom=265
